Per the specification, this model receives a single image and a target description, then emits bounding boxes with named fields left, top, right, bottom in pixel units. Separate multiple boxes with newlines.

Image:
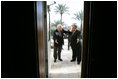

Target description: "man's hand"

left=77, top=39, right=79, bottom=43
left=55, top=40, right=58, bottom=44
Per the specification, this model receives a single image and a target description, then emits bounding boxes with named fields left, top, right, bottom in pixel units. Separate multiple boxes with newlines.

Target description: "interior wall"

left=82, top=1, right=117, bottom=78
left=1, top=1, right=39, bottom=78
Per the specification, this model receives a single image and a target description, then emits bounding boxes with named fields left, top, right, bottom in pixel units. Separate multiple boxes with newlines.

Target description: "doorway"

left=47, top=1, right=84, bottom=78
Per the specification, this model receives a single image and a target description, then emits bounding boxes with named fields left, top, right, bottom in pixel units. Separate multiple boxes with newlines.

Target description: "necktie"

left=72, top=31, right=75, bottom=35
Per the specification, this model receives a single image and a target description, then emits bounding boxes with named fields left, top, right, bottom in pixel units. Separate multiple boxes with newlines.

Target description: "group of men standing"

left=53, top=24, right=82, bottom=64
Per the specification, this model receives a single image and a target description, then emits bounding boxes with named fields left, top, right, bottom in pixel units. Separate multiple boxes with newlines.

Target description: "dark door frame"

left=35, top=1, right=48, bottom=78
left=81, top=1, right=90, bottom=78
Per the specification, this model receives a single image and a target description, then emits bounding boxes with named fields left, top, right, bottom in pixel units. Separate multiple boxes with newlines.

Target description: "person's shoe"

left=70, top=60, right=75, bottom=62
left=54, top=59, right=56, bottom=62
left=77, top=62, right=80, bottom=64
left=58, top=59, right=63, bottom=61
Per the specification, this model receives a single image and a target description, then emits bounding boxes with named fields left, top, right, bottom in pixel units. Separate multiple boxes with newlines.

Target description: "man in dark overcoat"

left=69, top=25, right=81, bottom=64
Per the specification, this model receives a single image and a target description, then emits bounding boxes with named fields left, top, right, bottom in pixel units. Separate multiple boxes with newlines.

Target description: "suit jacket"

left=69, top=30, right=81, bottom=47
left=53, top=29, right=71, bottom=47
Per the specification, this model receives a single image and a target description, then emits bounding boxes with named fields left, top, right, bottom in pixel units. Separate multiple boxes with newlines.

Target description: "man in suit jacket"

left=70, top=25, right=81, bottom=64
left=53, top=24, right=70, bottom=62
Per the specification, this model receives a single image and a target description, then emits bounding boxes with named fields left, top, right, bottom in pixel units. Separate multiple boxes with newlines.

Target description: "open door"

left=36, top=1, right=48, bottom=78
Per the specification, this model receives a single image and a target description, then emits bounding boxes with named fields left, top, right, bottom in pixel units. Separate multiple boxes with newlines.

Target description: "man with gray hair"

left=53, top=24, right=70, bottom=62
left=69, top=25, right=82, bottom=64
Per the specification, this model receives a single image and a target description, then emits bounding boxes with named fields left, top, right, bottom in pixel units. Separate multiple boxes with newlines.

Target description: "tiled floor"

left=49, top=39, right=81, bottom=78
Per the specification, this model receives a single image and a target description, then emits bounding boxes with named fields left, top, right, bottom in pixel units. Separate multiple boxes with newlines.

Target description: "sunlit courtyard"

left=47, top=1, right=83, bottom=78
left=49, top=39, right=81, bottom=78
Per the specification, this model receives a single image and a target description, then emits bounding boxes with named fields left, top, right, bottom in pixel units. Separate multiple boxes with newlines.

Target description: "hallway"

left=49, top=39, right=81, bottom=78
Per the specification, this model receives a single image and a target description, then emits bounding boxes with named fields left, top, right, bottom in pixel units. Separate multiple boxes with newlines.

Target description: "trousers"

left=71, top=42, right=81, bottom=63
left=54, top=45, right=62, bottom=60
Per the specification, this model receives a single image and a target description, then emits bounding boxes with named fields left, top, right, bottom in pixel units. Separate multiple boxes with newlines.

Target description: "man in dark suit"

left=53, top=24, right=70, bottom=62
left=70, top=25, right=81, bottom=64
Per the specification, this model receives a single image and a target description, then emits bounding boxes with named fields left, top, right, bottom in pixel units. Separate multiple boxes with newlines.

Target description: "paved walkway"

left=49, top=39, right=81, bottom=78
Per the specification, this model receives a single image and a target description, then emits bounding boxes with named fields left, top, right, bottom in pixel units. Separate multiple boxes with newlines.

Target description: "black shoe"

left=59, top=59, right=63, bottom=61
left=77, top=62, right=80, bottom=64
left=54, top=59, right=56, bottom=62
left=70, top=60, right=75, bottom=62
